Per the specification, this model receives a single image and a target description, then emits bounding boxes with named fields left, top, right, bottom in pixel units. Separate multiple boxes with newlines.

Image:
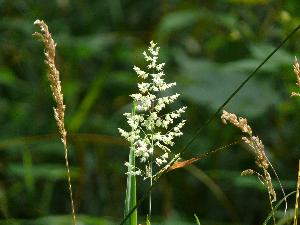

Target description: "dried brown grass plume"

left=33, top=19, right=77, bottom=225
left=221, top=110, right=287, bottom=224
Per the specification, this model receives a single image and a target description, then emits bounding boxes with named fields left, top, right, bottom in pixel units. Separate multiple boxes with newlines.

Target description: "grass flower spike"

left=119, top=41, right=186, bottom=179
left=33, top=19, right=77, bottom=225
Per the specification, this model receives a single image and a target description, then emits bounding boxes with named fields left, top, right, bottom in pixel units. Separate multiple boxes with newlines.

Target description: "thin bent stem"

left=268, top=160, right=287, bottom=214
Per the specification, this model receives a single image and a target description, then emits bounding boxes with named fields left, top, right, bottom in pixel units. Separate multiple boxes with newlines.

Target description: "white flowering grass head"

left=118, top=41, right=186, bottom=179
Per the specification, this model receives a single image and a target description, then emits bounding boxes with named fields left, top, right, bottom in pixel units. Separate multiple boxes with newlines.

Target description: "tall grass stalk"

left=33, top=19, right=76, bottom=225
left=124, top=101, right=137, bottom=225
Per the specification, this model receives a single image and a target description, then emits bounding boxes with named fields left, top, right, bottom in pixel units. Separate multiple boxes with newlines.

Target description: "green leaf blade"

left=194, top=213, right=201, bottom=225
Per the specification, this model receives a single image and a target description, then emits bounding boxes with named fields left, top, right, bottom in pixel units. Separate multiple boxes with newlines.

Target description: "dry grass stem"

left=167, top=139, right=241, bottom=172
left=33, top=19, right=77, bottom=225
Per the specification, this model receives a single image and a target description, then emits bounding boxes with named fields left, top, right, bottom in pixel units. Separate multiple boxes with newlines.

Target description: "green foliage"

left=157, top=10, right=204, bottom=36
left=0, top=215, right=113, bottom=225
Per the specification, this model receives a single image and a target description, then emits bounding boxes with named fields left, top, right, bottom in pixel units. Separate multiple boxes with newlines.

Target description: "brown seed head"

left=221, top=110, right=276, bottom=202
left=33, top=19, right=66, bottom=141
left=221, top=110, right=252, bottom=135
left=241, top=169, right=254, bottom=176
left=291, top=57, right=300, bottom=97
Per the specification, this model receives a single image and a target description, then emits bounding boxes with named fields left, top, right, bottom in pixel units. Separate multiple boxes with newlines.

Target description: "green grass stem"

left=124, top=101, right=137, bottom=225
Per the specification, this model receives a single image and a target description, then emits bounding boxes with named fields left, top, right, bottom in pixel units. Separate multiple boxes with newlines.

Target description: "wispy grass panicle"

left=33, top=19, right=76, bottom=225
left=221, top=110, right=287, bottom=224
left=221, top=111, right=275, bottom=197
left=118, top=41, right=186, bottom=179
left=119, top=41, right=186, bottom=220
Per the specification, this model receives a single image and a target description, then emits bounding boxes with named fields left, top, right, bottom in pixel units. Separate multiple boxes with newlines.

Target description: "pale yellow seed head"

left=292, top=57, right=300, bottom=97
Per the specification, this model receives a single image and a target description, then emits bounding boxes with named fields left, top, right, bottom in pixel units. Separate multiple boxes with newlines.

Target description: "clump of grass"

left=221, top=110, right=287, bottom=225
left=33, top=19, right=77, bottom=225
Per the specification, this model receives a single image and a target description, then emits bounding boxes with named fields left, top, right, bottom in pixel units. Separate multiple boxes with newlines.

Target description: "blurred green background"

left=1, top=0, right=300, bottom=224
